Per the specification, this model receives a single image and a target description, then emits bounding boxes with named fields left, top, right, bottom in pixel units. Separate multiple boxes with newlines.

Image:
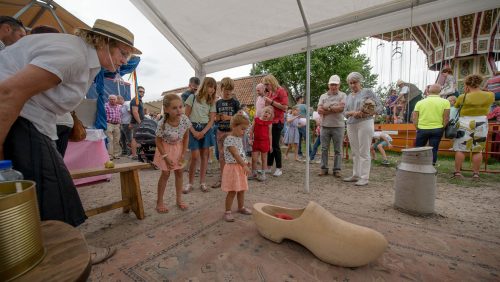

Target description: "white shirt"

left=120, top=101, right=132, bottom=124
left=0, top=40, right=5, bottom=51
left=56, top=112, right=74, bottom=128
left=399, top=86, right=409, bottom=95
left=0, top=34, right=100, bottom=140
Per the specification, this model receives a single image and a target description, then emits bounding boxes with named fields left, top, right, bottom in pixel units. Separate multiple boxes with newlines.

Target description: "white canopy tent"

left=130, top=0, right=498, bottom=75
left=131, top=0, right=499, bottom=192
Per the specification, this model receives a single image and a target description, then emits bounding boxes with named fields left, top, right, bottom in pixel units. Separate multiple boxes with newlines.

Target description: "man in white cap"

left=0, top=18, right=141, bottom=264
left=316, top=74, right=346, bottom=177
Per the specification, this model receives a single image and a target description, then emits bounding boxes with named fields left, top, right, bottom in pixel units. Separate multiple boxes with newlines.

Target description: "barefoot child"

left=370, top=131, right=393, bottom=165
left=249, top=106, right=274, bottom=181
left=153, top=94, right=192, bottom=213
left=283, top=106, right=301, bottom=161
left=222, top=115, right=252, bottom=222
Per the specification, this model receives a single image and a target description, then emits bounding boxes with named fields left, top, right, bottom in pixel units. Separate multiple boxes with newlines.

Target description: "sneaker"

left=273, top=168, right=283, bottom=177
left=381, top=159, right=390, bottom=165
left=343, top=176, right=359, bottom=182
left=182, top=184, right=192, bottom=194
left=257, top=174, right=267, bottom=182
left=224, top=211, right=235, bottom=222
left=333, top=171, right=342, bottom=178
left=264, top=169, right=272, bottom=174
left=128, top=155, right=138, bottom=160
left=354, top=179, right=369, bottom=186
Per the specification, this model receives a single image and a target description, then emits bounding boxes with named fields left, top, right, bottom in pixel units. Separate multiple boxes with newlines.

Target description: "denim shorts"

left=188, top=123, right=215, bottom=150
left=372, top=140, right=388, bottom=149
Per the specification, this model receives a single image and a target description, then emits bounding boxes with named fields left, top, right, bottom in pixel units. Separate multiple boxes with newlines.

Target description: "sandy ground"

left=77, top=153, right=500, bottom=280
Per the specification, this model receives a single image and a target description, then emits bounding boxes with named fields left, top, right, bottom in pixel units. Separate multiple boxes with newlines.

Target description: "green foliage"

left=251, top=39, right=378, bottom=106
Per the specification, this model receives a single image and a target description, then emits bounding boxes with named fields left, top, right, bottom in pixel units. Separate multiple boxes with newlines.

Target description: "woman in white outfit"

left=343, top=72, right=382, bottom=186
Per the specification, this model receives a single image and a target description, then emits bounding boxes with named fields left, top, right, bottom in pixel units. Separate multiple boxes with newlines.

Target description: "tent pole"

left=13, top=1, right=36, bottom=19
left=305, top=34, right=311, bottom=194
left=297, top=0, right=310, bottom=193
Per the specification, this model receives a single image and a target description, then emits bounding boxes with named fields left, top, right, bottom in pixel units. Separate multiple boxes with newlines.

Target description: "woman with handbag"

left=0, top=19, right=141, bottom=264
left=452, top=74, right=495, bottom=180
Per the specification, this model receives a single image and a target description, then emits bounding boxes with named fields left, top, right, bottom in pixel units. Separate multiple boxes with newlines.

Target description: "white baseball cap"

left=328, top=75, right=340, bottom=85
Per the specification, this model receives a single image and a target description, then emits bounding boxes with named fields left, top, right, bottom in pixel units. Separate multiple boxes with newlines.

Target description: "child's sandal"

left=224, top=211, right=234, bottom=222
left=472, top=173, right=480, bottom=181
left=200, top=183, right=209, bottom=192
left=238, top=207, right=253, bottom=215
left=176, top=202, right=188, bottom=211
left=182, top=184, right=192, bottom=194
left=451, top=171, right=464, bottom=179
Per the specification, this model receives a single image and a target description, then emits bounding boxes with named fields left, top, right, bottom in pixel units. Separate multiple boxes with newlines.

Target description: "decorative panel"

left=460, top=42, right=471, bottom=54
left=479, top=56, right=489, bottom=76
left=458, top=58, right=474, bottom=79
left=460, top=14, right=474, bottom=38
left=477, top=39, right=488, bottom=52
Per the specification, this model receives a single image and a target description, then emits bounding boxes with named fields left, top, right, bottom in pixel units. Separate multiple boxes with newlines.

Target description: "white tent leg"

left=305, top=34, right=311, bottom=193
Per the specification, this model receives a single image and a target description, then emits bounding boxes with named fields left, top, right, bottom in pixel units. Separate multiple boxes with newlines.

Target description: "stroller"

left=133, top=119, right=158, bottom=164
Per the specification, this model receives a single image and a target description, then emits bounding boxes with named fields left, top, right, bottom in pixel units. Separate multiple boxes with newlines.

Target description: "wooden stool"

left=70, top=162, right=151, bottom=219
left=15, top=220, right=91, bottom=282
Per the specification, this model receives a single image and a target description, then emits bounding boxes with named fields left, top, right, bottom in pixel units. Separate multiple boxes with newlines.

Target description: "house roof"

left=161, top=74, right=267, bottom=106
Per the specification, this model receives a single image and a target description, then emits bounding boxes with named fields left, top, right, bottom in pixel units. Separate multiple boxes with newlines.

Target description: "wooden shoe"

left=253, top=201, right=387, bottom=267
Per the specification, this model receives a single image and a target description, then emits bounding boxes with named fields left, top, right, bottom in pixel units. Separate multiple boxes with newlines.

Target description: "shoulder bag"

left=68, top=111, right=87, bottom=142
left=444, top=93, right=467, bottom=139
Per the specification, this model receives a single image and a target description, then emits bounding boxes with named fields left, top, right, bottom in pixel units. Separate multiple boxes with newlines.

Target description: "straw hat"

left=396, top=79, right=405, bottom=86
left=78, top=19, right=141, bottom=54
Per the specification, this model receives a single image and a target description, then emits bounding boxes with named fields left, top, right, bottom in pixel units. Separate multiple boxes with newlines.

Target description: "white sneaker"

left=343, top=176, right=359, bottom=182
left=273, top=169, right=283, bottom=177
left=354, top=179, right=369, bottom=186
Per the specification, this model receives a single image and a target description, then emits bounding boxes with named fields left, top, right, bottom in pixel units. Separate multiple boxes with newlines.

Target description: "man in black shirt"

left=129, top=86, right=145, bottom=160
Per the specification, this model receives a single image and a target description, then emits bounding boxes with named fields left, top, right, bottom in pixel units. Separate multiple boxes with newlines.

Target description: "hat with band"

left=77, top=19, right=141, bottom=54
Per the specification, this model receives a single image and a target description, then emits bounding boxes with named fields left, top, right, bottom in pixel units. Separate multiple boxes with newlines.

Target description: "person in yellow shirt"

left=412, top=84, right=450, bottom=166
left=452, top=74, right=495, bottom=180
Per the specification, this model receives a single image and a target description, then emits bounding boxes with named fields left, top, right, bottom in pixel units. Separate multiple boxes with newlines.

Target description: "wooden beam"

left=85, top=200, right=130, bottom=217
left=71, top=162, right=151, bottom=179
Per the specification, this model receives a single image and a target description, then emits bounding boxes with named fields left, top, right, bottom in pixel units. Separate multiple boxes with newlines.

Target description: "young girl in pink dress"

left=221, top=115, right=252, bottom=222
left=153, top=94, right=192, bottom=213
left=249, top=106, right=274, bottom=181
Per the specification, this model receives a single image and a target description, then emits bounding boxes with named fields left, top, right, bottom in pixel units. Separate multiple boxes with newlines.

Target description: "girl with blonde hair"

left=184, top=77, right=217, bottom=192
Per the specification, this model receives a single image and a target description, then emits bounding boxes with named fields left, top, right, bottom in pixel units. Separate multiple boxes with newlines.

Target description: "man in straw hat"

left=0, top=19, right=141, bottom=264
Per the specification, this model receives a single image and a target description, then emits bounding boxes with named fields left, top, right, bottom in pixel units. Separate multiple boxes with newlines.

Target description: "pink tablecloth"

left=64, top=139, right=111, bottom=185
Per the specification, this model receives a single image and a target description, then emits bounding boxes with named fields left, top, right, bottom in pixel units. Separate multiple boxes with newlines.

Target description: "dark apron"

left=5, top=117, right=87, bottom=227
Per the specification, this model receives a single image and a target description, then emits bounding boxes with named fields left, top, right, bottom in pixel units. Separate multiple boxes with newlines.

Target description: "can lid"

left=0, top=160, right=13, bottom=170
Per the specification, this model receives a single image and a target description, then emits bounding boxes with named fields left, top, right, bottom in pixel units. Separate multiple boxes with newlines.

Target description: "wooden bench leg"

left=120, top=172, right=131, bottom=214
left=121, top=170, right=145, bottom=219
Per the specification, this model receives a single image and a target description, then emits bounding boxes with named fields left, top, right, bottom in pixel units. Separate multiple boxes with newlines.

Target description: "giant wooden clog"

left=253, top=201, right=388, bottom=267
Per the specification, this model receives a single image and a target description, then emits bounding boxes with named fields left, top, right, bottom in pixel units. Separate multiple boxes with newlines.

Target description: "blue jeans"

left=309, top=135, right=321, bottom=160
left=415, top=128, right=444, bottom=165
left=298, top=126, right=311, bottom=156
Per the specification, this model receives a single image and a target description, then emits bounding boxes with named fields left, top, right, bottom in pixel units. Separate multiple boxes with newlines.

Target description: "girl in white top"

left=221, top=115, right=252, bottom=222
left=153, top=94, right=192, bottom=213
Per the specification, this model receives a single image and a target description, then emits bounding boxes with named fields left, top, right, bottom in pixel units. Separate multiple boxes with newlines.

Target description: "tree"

left=251, top=39, right=378, bottom=107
